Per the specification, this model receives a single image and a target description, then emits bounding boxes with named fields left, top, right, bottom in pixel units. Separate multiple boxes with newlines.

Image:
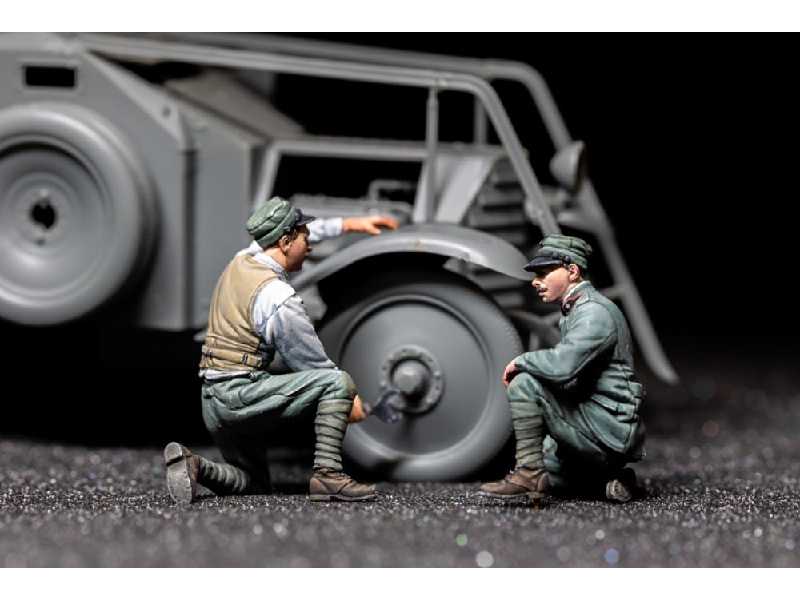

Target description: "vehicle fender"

left=293, top=223, right=530, bottom=290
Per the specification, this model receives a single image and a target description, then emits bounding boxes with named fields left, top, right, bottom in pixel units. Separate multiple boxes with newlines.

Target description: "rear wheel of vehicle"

left=0, top=103, right=156, bottom=325
left=319, top=269, right=523, bottom=481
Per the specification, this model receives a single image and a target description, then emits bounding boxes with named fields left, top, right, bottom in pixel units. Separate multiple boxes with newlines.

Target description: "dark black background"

left=3, top=34, right=799, bottom=444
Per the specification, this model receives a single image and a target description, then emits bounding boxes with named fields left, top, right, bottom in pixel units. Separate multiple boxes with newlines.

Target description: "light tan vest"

left=199, top=254, right=279, bottom=372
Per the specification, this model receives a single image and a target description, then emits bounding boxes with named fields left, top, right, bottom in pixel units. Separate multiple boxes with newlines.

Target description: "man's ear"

left=568, top=264, right=582, bottom=281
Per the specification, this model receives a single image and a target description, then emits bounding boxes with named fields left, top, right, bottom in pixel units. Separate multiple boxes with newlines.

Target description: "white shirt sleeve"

left=252, top=280, right=337, bottom=372
left=272, top=296, right=337, bottom=371
left=307, top=217, right=344, bottom=243
left=252, top=279, right=295, bottom=338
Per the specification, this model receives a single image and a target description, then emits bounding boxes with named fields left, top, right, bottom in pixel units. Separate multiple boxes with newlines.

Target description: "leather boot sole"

left=164, top=442, right=196, bottom=505
left=309, top=491, right=378, bottom=502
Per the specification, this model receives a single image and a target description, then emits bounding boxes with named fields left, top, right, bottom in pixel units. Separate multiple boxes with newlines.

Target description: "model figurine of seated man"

left=479, top=234, right=645, bottom=503
left=165, top=197, right=397, bottom=504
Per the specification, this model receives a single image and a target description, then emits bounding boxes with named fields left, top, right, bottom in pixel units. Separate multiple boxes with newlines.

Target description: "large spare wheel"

left=0, top=103, right=156, bottom=325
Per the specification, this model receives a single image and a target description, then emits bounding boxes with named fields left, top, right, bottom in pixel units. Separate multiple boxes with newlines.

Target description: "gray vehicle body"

left=0, top=33, right=675, bottom=479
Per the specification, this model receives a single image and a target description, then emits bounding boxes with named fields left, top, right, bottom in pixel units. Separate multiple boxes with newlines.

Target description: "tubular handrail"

left=136, top=33, right=575, bottom=151
left=74, top=33, right=560, bottom=234
left=252, top=136, right=506, bottom=214
left=127, top=34, right=608, bottom=229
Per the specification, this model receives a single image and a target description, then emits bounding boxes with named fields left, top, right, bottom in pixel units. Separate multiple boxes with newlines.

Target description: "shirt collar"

left=238, top=242, right=288, bottom=281
left=258, top=254, right=288, bottom=280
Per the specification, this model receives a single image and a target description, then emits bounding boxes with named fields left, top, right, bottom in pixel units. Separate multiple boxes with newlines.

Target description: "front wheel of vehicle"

left=318, top=269, right=523, bottom=481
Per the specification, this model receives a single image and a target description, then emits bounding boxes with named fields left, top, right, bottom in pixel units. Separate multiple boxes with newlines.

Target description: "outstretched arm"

left=307, top=215, right=399, bottom=243
left=307, top=218, right=343, bottom=243
left=343, top=215, right=399, bottom=235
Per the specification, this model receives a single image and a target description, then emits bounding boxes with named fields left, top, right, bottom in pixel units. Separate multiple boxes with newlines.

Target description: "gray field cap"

left=247, top=196, right=316, bottom=248
left=524, top=234, right=593, bottom=272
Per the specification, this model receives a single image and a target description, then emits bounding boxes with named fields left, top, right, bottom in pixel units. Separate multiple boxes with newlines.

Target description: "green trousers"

left=200, top=368, right=356, bottom=495
left=507, top=372, right=634, bottom=492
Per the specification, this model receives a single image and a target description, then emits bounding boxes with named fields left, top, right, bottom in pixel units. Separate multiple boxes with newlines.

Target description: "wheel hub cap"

left=380, top=345, right=444, bottom=414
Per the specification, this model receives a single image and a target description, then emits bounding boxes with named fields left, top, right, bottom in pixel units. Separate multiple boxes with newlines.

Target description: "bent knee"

left=338, top=370, right=356, bottom=398
left=507, top=371, right=544, bottom=401
left=325, top=369, right=356, bottom=400
left=306, top=368, right=355, bottom=399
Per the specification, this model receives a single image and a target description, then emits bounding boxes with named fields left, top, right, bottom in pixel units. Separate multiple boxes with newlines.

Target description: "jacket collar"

left=561, top=281, right=593, bottom=315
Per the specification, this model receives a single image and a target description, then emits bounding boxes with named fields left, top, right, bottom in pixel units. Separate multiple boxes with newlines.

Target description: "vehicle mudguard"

left=293, top=222, right=530, bottom=291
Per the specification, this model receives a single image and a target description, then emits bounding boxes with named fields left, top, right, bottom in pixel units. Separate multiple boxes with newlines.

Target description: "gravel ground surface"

left=1, top=350, right=799, bottom=567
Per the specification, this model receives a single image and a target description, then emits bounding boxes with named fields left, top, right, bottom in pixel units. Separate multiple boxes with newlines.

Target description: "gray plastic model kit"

left=0, top=33, right=675, bottom=479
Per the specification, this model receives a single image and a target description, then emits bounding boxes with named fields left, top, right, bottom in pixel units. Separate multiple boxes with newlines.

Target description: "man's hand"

left=502, top=360, right=519, bottom=387
left=342, top=215, right=399, bottom=235
left=348, top=395, right=369, bottom=423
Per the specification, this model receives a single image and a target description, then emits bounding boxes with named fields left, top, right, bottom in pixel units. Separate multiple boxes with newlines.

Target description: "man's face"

left=531, top=264, right=575, bottom=303
left=282, top=225, right=311, bottom=272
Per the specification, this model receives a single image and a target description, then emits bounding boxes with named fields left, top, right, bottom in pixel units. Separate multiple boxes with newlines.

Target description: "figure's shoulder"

left=575, top=286, right=630, bottom=333
left=257, top=278, right=296, bottom=309
left=572, top=291, right=617, bottom=326
left=574, top=296, right=612, bottom=316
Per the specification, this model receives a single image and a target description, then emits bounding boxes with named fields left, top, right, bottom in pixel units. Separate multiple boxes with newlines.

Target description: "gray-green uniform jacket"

left=514, top=281, right=645, bottom=459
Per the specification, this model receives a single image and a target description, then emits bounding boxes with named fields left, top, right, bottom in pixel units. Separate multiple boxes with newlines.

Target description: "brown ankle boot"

left=309, top=468, right=377, bottom=502
left=479, top=466, right=550, bottom=500
left=164, top=442, right=200, bottom=505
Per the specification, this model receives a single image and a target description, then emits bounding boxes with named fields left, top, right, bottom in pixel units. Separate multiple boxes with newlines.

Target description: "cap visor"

left=523, top=257, right=563, bottom=272
left=294, top=209, right=316, bottom=226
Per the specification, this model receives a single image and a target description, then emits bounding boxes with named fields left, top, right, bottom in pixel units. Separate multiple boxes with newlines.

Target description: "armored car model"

left=0, top=33, right=675, bottom=480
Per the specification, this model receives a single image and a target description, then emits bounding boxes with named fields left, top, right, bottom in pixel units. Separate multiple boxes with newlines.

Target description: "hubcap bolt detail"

left=380, top=345, right=445, bottom=415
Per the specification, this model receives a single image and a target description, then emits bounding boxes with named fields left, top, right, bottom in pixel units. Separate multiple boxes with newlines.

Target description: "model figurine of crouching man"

left=164, top=197, right=397, bottom=504
left=479, top=234, right=645, bottom=503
